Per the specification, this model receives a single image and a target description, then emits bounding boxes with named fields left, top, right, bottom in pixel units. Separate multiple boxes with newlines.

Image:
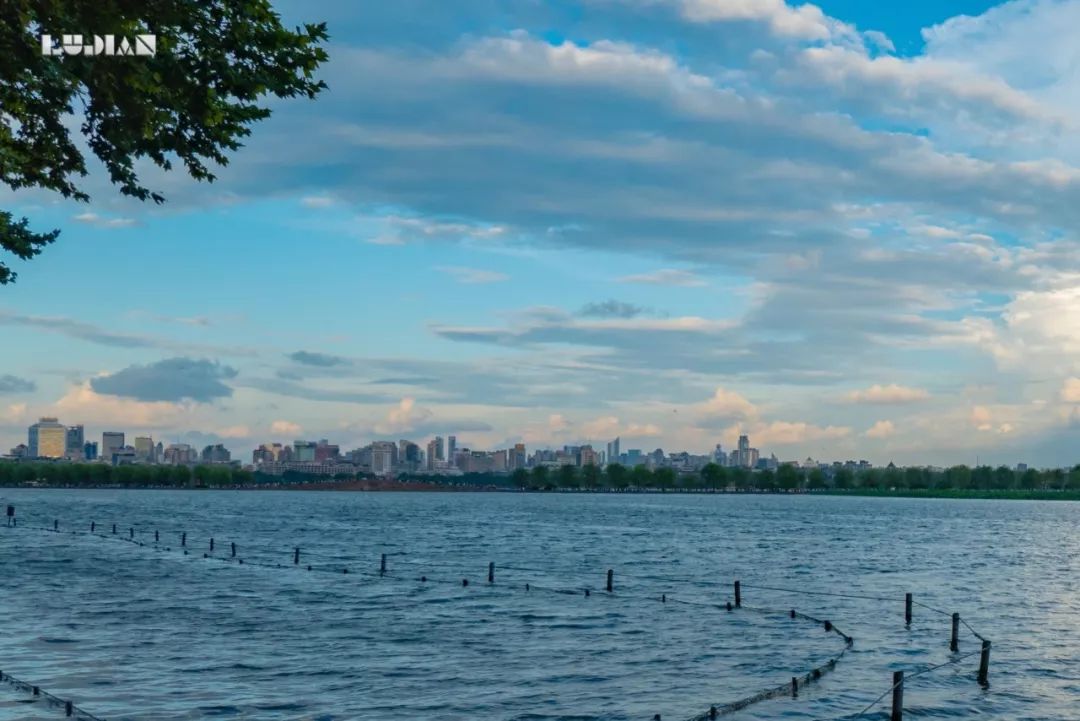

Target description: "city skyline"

left=4, top=0, right=1080, bottom=467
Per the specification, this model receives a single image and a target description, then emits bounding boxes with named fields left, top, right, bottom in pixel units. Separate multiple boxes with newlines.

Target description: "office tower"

left=606, top=437, right=621, bottom=466
left=134, top=436, right=154, bottom=461
left=83, top=441, right=98, bottom=461
left=434, top=436, right=445, bottom=461
left=509, top=443, right=526, bottom=470
left=65, top=425, right=85, bottom=456
left=294, top=440, right=316, bottom=462
left=102, top=432, right=125, bottom=462
left=448, top=435, right=457, bottom=460
left=201, top=444, right=231, bottom=463
left=371, top=441, right=396, bottom=475
left=28, top=418, right=66, bottom=458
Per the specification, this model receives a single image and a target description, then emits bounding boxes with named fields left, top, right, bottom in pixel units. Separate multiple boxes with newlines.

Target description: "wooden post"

left=488, top=562, right=495, bottom=583
left=65, top=700, right=73, bottom=717
left=181, top=532, right=186, bottom=547
left=210, top=538, right=214, bottom=552
left=231, top=542, right=236, bottom=557
left=33, top=686, right=40, bottom=696
left=294, top=547, right=300, bottom=565
left=951, top=613, right=960, bottom=652
left=606, top=569, right=614, bottom=593
left=709, top=706, right=717, bottom=720
left=155, top=530, right=159, bottom=542
left=380, top=553, right=387, bottom=574
left=905, top=593, right=913, bottom=625
left=463, top=578, right=469, bottom=587
left=891, top=670, right=904, bottom=721
left=734, top=580, right=742, bottom=608
left=54, top=519, right=58, bottom=531
left=91, top=521, right=95, bottom=532
left=978, top=640, right=991, bottom=686
left=112, top=523, right=117, bottom=534
left=129, top=527, right=134, bottom=539
left=791, top=676, right=798, bottom=697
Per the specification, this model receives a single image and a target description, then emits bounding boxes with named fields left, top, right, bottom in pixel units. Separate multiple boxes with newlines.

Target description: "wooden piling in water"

left=54, top=519, right=58, bottom=531
left=791, top=676, right=798, bottom=697
left=65, top=700, right=73, bottom=717
left=951, top=613, right=960, bottom=652
left=708, top=706, right=717, bottom=719
left=488, top=562, right=495, bottom=583
left=978, top=640, right=991, bottom=686
left=294, top=547, right=300, bottom=565
left=112, top=524, right=117, bottom=534
left=155, top=530, right=159, bottom=542
left=210, top=538, right=214, bottom=552
left=891, top=671, right=904, bottom=721
left=129, top=528, right=133, bottom=539
left=606, top=569, right=614, bottom=593
left=231, top=542, right=236, bottom=557
left=380, top=553, right=387, bottom=574
left=181, top=532, right=186, bottom=547
left=905, top=593, right=913, bottom=625
left=90, top=522, right=95, bottom=532
left=734, top=580, right=741, bottom=607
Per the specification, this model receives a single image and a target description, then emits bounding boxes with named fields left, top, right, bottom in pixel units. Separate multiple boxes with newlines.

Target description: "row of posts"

left=733, top=581, right=990, bottom=721
left=27, top=515, right=996, bottom=720
left=1, top=672, right=75, bottom=717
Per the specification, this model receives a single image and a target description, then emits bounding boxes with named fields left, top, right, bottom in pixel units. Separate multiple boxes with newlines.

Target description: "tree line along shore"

left=2, top=461, right=1080, bottom=500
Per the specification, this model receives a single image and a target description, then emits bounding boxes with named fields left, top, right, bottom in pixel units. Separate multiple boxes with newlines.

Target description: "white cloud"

left=618, top=269, right=707, bottom=287
left=675, top=0, right=855, bottom=42
left=300, top=196, right=334, bottom=208
left=865, top=420, right=895, bottom=439
left=374, top=397, right=433, bottom=434
left=1061, top=378, right=1080, bottom=403
left=72, top=212, right=137, bottom=228
left=270, top=420, right=303, bottom=436
left=580, top=415, right=663, bottom=439
left=844, top=384, right=931, bottom=404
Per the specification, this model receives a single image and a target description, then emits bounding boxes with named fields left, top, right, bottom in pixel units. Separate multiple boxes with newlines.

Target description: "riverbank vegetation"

left=3, top=461, right=1080, bottom=499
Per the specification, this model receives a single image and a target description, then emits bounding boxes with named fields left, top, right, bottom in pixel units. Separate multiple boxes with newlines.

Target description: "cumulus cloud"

left=1062, top=378, right=1080, bottom=403
left=844, top=384, right=931, bottom=404
left=300, top=195, right=334, bottom=208
left=580, top=415, right=663, bottom=439
left=0, top=375, right=35, bottom=394
left=865, top=420, right=895, bottom=439
left=270, top=420, right=303, bottom=436
left=72, top=212, right=137, bottom=228
left=90, top=358, right=237, bottom=402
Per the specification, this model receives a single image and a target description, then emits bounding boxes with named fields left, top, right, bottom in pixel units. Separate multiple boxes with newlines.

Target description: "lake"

left=0, top=490, right=1076, bottom=720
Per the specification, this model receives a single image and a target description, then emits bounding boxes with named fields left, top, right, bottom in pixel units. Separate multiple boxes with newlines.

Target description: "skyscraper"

left=448, top=435, right=457, bottom=460
left=102, top=432, right=125, bottom=462
left=134, top=436, right=154, bottom=461
left=28, top=418, right=66, bottom=458
left=737, top=434, right=751, bottom=468
left=606, top=437, right=621, bottom=466
left=65, top=425, right=85, bottom=457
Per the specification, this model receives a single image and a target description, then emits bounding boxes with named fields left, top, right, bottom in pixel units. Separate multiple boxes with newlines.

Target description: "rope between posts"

left=851, top=648, right=985, bottom=719
left=0, top=670, right=104, bottom=721
left=3, top=511, right=992, bottom=721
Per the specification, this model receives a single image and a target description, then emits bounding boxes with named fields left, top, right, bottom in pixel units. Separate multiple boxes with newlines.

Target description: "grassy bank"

left=818, top=488, right=1080, bottom=501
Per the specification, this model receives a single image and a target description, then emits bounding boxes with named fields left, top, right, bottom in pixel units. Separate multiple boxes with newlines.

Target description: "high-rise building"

left=294, top=440, right=316, bottom=462
left=371, top=441, right=396, bottom=475
left=83, top=441, right=98, bottom=461
left=134, top=436, right=154, bottom=461
left=713, top=443, right=725, bottom=465
left=28, top=418, right=66, bottom=458
left=201, top=444, right=231, bottom=463
left=579, top=445, right=598, bottom=467
left=426, top=438, right=441, bottom=470
left=433, top=436, right=445, bottom=461
left=315, top=440, right=340, bottom=463
left=606, top=437, right=621, bottom=466
left=65, top=425, right=85, bottom=456
left=510, top=443, right=527, bottom=470
left=102, top=432, right=125, bottom=462
left=447, top=435, right=457, bottom=460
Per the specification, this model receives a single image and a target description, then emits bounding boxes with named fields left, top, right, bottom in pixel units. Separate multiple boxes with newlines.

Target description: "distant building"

left=509, top=443, right=527, bottom=471
left=399, top=440, right=422, bottom=470
left=448, top=435, right=457, bottom=460
left=134, top=436, right=154, bottom=462
left=163, top=443, right=197, bottom=465
left=201, top=444, right=231, bottom=463
left=8, top=444, right=29, bottom=459
left=83, top=441, right=98, bottom=461
left=294, top=440, right=316, bottom=463
left=65, top=425, right=85, bottom=457
left=371, top=441, right=396, bottom=475
left=578, top=445, right=598, bottom=467
left=102, top=432, right=125, bottom=463
left=606, top=437, right=621, bottom=466
left=314, top=440, right=341, bottom=463
left=28, top=418, right=66, bottom=458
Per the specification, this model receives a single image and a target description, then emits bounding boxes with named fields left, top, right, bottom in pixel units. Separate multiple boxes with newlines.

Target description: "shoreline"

left=2, top=483, right=1079, bottom=500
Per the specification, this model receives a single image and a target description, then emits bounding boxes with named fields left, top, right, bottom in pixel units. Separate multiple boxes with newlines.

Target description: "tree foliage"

left=1, top=0, right=328, bottom=283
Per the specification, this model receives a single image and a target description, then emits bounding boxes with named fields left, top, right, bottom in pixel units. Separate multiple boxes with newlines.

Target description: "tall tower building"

left=447, top=435, right=457, bottom=460
left=433, top=436, right=445, bottom=461
left=29, top=418, right=66, bottom=458
left=737, top=434, right=750, bottom=468
left=65, top=425, right=85, bottom=456
left=102, top=432, right=125, bottom=462
left=134, top=436, right=154, bottom=461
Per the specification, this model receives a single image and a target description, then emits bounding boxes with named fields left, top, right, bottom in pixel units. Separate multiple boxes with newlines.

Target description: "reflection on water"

left=0, top=490, right=1076, bottom=720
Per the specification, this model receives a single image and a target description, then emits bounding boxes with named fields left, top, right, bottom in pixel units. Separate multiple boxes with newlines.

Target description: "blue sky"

left=3, top=0, right=1080, bottom=466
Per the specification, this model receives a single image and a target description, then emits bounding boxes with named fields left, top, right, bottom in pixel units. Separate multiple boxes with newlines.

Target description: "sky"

left=3, top=0, right=1080, bottom=467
